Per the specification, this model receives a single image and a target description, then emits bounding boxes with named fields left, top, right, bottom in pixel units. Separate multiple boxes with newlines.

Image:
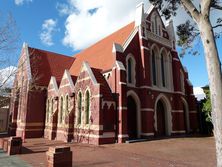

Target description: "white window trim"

left=126, top=54, right=136, bottom=86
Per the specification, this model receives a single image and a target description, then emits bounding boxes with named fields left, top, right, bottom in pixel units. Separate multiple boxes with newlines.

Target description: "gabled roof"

left=91, top=68, right=114, bottom=101
left=69, top=22, right=135, bottom=76
left=28, top=47, right=75, bottom=86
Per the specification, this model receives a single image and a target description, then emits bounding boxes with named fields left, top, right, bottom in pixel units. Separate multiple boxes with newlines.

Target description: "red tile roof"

left=69, top=22, right=135, bottom=76
left=28, top=47, right=75, bottom=86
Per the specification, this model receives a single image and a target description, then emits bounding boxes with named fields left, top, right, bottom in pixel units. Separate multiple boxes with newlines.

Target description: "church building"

left=9, top=4, right=198, bottom=145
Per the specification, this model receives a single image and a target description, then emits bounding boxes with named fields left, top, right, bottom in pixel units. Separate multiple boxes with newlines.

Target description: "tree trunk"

left=198, top=16, right=222, bottom=167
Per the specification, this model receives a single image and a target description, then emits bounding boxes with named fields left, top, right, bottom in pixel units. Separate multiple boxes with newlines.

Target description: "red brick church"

left=9, top=4, right=198, bottom=145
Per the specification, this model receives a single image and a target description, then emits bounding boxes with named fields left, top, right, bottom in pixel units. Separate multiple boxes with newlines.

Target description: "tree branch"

left=201, top=0, right=211, bottom=16
left=180, top=0, right=201, bottom=22
left=212, top=24, right=222, bottom=29
left=211, top=4, right=222, bottom=10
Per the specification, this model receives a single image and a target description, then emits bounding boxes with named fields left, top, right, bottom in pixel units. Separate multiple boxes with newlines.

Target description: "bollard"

left=46, top=146, right=72, bottom=167
left=7, top=137, right=22, bottom=155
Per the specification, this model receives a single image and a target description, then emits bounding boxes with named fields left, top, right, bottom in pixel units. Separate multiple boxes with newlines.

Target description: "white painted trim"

left=77, top=76, right=90, bottom=83
left=118, top=134, right=129, bottom=138
left=112, top=43, right=123, bottom=53
left=119, top=82, right=127, bottom=85
left=141, top=108, right=154, bottom=112
left=171, top=110, right=183, bottom=113
left=115, top=61, right=126, bottom=71
left=141, top=132, right=154, bottom=136
left=64, top=70, right=75, bottom=91
left=122, top=27, right=139, bottom=51
left=172, top=130, right=186, bottom=133
left=145, top=4, right=155, bottom=15
left=23, top=42, right=32, bottom=80
left=83, top=62, right=98, bottom=85
left=135, top=2, right=144, bottom=27
left=117, top=106, right=127, bottom=110
left=48, top=76, right=59, bottom=94
left=173, top=58, right=180, bottom=61
left=92, top=94, right=102, bottom=98
left=141, top=46, right=150, bottom=51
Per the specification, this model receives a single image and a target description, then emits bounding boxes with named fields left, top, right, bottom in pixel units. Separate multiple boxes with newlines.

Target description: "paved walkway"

left=0, top=149, right=30, bottom=167
left=0, top=136, right=216, bottom=167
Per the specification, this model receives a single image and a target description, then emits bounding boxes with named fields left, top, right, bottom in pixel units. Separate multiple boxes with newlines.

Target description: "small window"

left=180, top=70, right=185, bottom=93
left=126, top=55, right=136, bottom=85
left=59, top=97, right=63, bottom=124
left=66, top=95, right=69, bottom=113
left=152, top=50, right=157, bottom=85
left=128, top=58, right=132, bottom=83
left=77, top=92, right=82, bottom=125
left=161, top=54, right=165, bottom=87
left=85, top=90, right=90, bottom=125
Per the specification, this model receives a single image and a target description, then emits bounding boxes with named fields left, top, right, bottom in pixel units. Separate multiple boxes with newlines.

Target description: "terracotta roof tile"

left=69, top=22, right=135, bottom=76
left=28, top=47, right=75, bottom=86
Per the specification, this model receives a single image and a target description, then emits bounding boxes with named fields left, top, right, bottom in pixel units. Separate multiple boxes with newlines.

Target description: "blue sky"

left=0, top=0, right=221, bottom=88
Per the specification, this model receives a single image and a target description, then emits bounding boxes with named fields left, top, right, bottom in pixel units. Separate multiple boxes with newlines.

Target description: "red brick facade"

left=9, top=4, right=198, bottom=145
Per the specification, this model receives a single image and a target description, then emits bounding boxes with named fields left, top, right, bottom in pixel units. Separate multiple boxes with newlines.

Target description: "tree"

left=0, top=12, right=20, bottom=106
left=0, top=12, right=20, bottom=89
left=148, top=0, right=222, bottom=166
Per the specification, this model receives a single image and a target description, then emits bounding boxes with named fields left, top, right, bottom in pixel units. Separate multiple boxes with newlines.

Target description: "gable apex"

left=60, top=69, right=75, bottom=91
left=48, top=76, right=59, bottom=93
left=81, top=62, right=98, bottom=85
left=135, top=2, right=145, bottom=27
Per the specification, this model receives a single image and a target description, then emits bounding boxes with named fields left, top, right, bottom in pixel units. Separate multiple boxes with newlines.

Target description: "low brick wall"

left=46, top=146, right=72, bottom=167
left=7, top=137, right=22, bottom=155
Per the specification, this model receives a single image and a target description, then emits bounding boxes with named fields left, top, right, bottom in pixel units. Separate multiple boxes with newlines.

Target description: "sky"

left=0, top=0, right=221, bottom=89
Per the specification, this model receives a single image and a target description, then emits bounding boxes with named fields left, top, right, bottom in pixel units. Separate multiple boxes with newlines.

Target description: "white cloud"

left=193, top=87, right=206, bottom=101
left=61, top=0, right=150, bottom=50
left=15, top=0, right=33, bottom=6
left=40, top=19, right=57, bottom=46
left=0, top=66, right=17, bottom=88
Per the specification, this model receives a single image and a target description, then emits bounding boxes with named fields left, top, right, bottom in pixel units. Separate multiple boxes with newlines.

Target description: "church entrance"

left=156, top=100, right=166, bottom=136
left=127, top=96, right=138, bottom=139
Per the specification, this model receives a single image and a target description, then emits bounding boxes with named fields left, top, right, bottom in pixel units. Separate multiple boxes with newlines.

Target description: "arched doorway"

left=156, top=100, right=166, bottom=136
left=182, top=98, right=190, bottom=133
left=127, top=96, right=138, bottom=139
left=154, top=94, right=172, bottom=136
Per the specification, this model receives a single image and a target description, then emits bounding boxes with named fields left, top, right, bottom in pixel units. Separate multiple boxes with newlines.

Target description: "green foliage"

left=202, top=88, right=212, bottom=123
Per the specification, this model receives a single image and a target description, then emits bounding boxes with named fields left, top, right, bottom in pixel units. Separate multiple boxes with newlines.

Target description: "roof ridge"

left=28, top=47, right=74, bottom=59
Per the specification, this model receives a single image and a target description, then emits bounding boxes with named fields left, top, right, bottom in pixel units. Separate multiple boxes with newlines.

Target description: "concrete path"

left=0, top=149, right=30, bottom=167
left=0, top=136, right=216, bottom=167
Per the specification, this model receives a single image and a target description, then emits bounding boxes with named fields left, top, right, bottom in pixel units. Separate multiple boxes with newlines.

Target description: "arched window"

left=77, top=92, right=82, bottom=125
left=152, top=50, right=157, bottom=86
left=59, top=97, right=63, bottom=124
left=161, top=54, right=165, bottom=87
left=65, top=95, right=69, bottom=114
left=126, top=55, right=136, bottom=85
left=151, top=21, right=155, bottom=33
left=85, top=90, right=90, bottom=125
left=180, top=70, right=185, bottom=93
left=46, top=99, right=50, bottom=123
left=128, top=58, right=132, bottom=83
left=154, top=16, right=158, bottom=34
